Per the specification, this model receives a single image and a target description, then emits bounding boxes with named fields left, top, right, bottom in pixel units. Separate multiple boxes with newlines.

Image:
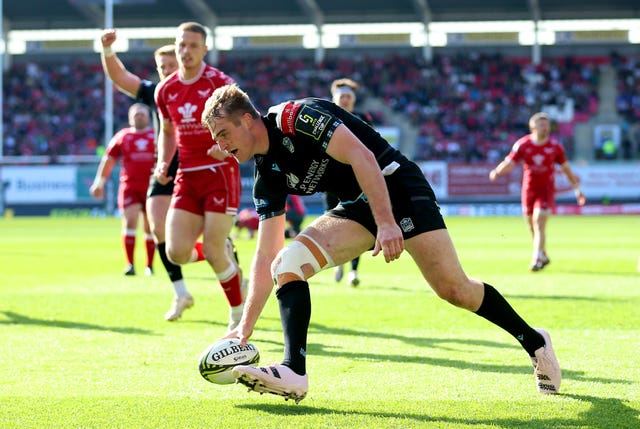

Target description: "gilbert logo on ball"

left=198, top=338, right=260, bottom=385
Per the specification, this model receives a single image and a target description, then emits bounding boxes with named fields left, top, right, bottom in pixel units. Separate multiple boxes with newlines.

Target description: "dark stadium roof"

left=4, top=0, right=640, bottom=30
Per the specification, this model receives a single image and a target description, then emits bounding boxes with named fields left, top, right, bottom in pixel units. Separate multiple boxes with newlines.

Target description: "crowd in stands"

left=4, top=50, right=633, bottom=162
left=612, top=51, right=640, bottom=159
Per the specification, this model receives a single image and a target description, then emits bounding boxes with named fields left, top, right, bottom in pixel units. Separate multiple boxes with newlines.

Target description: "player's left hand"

left=207, top=143, right=230, bottom=161
left=575, top=189, right=586, bottom=206
left=153, top=161, right=173, bottom=185
left=372, top=222, right=404, bottom=263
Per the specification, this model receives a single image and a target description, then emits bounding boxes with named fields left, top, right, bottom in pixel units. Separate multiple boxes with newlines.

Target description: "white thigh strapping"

left=271, top=233, right=335, bottom=283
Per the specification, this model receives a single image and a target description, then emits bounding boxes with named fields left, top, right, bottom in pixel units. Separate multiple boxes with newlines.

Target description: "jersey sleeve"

left=153, top=82, right=170, bottom=121
left=253, top=168, right=287, bottom=221
left=105, top=129, right=125, bottom=158
left=268, top=101, right=342, bottom=152
left=136, top=80, right=156, bottom=107
left=553, top=140, right=568, bottom=165
left=506, top=138, right=524, bottom=163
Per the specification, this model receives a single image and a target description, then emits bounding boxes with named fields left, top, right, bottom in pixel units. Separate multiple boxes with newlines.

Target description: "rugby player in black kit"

left=201, top=83, right=562, bottom=403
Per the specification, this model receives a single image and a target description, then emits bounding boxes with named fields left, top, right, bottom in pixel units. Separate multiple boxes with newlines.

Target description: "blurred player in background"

left=285, top=194, right=306, bottom=239
left=90, top=103, right=155, bottom=276
left=100, top=29, right=206, bottom=321
left=326, top=78, right=373, bottom=286
left=154, top=22, right=245, bottom=330
left=490, top=112, right=586, bottom=271
left=203, top=84, right=562, bottom=402
left=235, top=207, right=259, bottom=239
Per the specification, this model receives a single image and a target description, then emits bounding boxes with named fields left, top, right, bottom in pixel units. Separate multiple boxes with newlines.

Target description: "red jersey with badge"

left=154, top=63, right=235, bottom=170
left=106, top=126, right=156, bottom=191
left=506, top=134, right=567, bottom=192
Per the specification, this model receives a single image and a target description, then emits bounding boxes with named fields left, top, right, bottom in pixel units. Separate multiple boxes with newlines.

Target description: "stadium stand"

left=0, top=52, right=622, bottom=161
left=2, top=1, right=640, bottom=162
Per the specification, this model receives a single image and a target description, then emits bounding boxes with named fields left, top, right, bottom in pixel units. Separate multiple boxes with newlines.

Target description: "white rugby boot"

left=531, top=328, right=561, bottom=394
left=233, top=363, right=308, bottom=404
left=164, top=295, right=194, bottom=321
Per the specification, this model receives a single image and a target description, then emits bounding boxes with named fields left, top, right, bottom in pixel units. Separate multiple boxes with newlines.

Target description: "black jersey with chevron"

left=253, top=98, right=406, bottom=220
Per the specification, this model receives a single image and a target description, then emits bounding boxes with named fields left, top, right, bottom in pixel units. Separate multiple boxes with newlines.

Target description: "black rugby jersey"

left=253, top=98, right=406, bottom=220
left=136, top=80, right=161, bottom=134
left=136, top=80, right=179, bottom=175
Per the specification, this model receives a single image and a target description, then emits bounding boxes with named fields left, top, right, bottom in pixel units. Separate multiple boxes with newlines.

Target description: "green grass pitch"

left=1, top=214, right=639, bottom=428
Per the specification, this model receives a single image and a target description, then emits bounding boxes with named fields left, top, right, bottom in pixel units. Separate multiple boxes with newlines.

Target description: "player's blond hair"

left=201, top=84, right=260, bottom=132
left=154, top=44, right=176, bottom=58
left=529, top=112, right=550, bottom=129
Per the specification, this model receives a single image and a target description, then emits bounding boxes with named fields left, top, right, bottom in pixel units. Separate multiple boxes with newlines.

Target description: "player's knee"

left=166, top=245, right=190, bottom=265
left=271, top=236, right=334, bottom=286
left=433, top=280, right=471, bottom=308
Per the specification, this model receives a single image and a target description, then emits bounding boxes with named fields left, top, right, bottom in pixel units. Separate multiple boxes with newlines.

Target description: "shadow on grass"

left=530, top=268, right=637, bottom=277
left=0, top=310, right=157, bottom=335
left=307, top=341, right=627, bottom=386
left=215, top=319, right=628, bottom=387
left=236, top=393, right=639, bottom=428
left=309, top=319, right=512, bottom=349
left=504, top=293, right=626, bottom=302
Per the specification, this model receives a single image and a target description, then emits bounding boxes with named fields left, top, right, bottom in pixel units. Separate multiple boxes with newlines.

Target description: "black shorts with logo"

left=326, top=160, right=446, bottom=240
left=148, top=153, right=179, bottom=197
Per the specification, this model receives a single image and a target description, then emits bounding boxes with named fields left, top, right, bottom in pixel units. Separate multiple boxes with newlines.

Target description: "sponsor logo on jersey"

left=400, top=217, right=415, bottom=233
left=253, top=198, right=268, bottom=208
left=298, top=158, right=329, bottom=193
left=178, top=102, right=198, bottom=123
left=198, top=89, right=212, bottom=98
left=271, top=163, right=280, bottom=172
left=295, top=106, right=331, bottom=141
left=282, top=137, right=294, bottom=153
left=285, top=172, right=300, bottom=188
left=168, top=93, right=179, bottom=102
left=280, top=103, right=301, bottom=135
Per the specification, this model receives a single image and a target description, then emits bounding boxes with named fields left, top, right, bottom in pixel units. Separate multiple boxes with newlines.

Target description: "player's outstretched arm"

left=231, top=215, right=286, bottom=344
left=89, top=156, right=116, bottom=200
left=100, top=29, right=142, bottom=98
left=489, top=158, right=515, bottom=181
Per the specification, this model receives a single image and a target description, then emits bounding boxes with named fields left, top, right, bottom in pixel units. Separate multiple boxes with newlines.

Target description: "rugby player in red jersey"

left=100, top=29, right=208, bottom=321
left=90, top=103, right=156, bottom=276
left=490, top=112, right=585, bottom=271
left=154, top=22, right=244, bottom=330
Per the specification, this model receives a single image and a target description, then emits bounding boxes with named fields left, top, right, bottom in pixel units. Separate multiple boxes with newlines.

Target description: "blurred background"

left=1, top=0, right=639, bottom=216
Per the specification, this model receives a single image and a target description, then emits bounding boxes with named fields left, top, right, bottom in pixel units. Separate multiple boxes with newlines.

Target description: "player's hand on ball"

left=224, top=322, right=253, bottom=346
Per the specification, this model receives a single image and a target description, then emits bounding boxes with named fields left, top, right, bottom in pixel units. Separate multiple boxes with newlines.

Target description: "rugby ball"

left=198, top=338, right=260, bottom=384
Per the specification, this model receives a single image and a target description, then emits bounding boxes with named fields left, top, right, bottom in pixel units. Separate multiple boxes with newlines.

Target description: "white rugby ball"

left=198, top=338, right=260, bottom=385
